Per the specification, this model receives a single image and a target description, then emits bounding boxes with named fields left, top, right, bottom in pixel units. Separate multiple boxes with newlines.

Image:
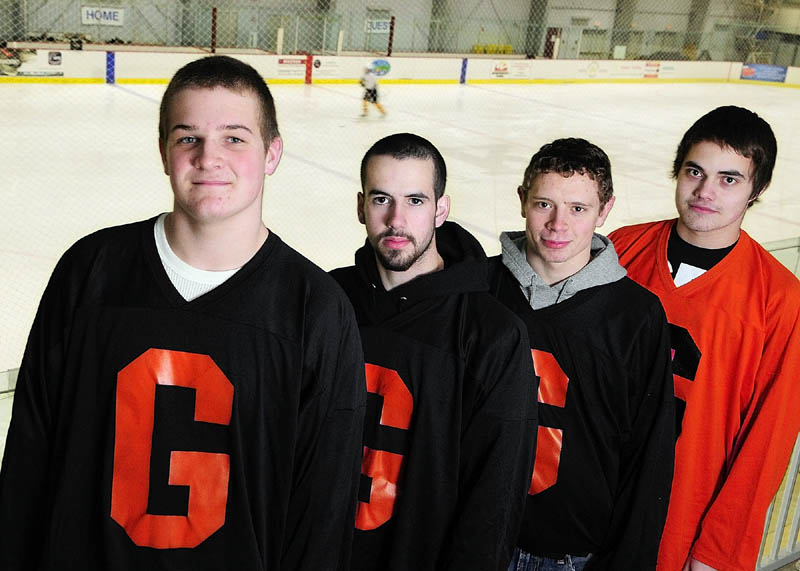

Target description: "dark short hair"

left=520, top=138, right=613, bottom=206
left=672, top=106, right=776, bottom=203
left=159, top=55, right=280, bottom=147
left=360, top=133, right=447, bottom=200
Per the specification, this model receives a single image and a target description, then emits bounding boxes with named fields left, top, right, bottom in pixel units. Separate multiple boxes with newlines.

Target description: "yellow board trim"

left=1, top=75, right=798, bottom=88
left=468, top=77, right=727, bottom=84
left=0, top=76, right=104, bottom=84
left=733, top=79, right=800, bottom=88
left=312, top=79, right=362, bottom=84
left=116, top=77, right=306, bottom=85
left=312, top=78, right=458, bottom=84
left=381, top=79, right=460, bottom=84
left=116, top=78, right=169, bottom=84
left=466, top=77, right=800, bottom=88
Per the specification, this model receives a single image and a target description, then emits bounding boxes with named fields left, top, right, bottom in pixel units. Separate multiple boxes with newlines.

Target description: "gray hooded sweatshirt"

left=500, top=231, right=626, bottom=310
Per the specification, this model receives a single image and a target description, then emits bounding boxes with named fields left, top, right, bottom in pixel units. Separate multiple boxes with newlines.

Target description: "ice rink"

left=2, top=80, right=800, bottom=444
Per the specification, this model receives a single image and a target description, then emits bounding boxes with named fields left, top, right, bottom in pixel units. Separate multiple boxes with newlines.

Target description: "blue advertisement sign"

left=371, top=59, right=391, bottom=76
left=740, top=64, right=787, bottom=83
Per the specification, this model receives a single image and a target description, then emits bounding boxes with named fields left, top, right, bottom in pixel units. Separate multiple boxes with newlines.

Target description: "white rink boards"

left=1, top=80, right=799, bottom=378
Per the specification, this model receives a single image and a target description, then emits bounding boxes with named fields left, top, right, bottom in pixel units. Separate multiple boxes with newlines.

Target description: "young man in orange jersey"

left=610, top=106, right=800, bottom=571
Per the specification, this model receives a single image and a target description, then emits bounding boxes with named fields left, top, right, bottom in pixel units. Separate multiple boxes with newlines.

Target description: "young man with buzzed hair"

left=331, top=132, right=537, bottom=571
left=488, top=138, right=675, bottom=570
left=611, top=106, right=800, bottom=571
left=0, top=55, right=366, bottom=570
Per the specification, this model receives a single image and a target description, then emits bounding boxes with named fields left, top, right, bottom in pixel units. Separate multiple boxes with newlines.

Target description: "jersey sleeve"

left=0, top=250, right=76, bottom=570
left=280, top=287, right=367, bottom=571
left=689, top=284, right=800, bottom=571
left=589, top=300, right=675, bottom=570
left=440, top=312, right=538, bottom=571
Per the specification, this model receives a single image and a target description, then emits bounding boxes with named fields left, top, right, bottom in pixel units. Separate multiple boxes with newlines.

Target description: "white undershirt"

left=154, top=213, right=239, bottom=301
left=668, top=260, right=707, bottom=287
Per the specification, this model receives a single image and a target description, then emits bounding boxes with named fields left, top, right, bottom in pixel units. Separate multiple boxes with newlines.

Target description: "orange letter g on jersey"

left=356, top=363, right=413, bottom=531
left=111, top=348, right=233, bottom=548
left=529, top=349, right=569, bottom=495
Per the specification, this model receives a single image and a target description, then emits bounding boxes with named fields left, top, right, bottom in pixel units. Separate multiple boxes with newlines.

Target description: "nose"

left=545, top=207, right=568, bottom=232
left=693, top=177, right=715, bottom=200
left=386, top=202, right=404, bottom=229
left=194, top=140, right=222, bottom=170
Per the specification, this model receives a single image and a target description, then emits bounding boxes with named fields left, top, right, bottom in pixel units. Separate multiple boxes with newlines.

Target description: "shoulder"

left=611, top=276, right=664, bottom=307
left=328, top=265, right=362, bottom=304
left=329, top=265, right=357, bottom=288
left=55, top=218, right=152, bottom=276
left=607, top=277, right=668, bottom=324
left=486, top=254, right=504, bottom=272
left=609, top=220, right=670, bottom=254
left=486, top=254, right=515, bottom=291
left=486, top=253, right=503, bottom=277
left=272, top=239, right=353, bottom=313
left=466, top=290, right=529, bottom=343
left=68, top=218, right=150, bottom=254
left=740, top=232, right=800, bottom=312
left=33, top=219, right=154, bottom=324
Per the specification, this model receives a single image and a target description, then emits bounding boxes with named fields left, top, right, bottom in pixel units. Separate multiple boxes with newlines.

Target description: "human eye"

left=573, top=205, right=586, bottom=213
left=177, top=135, right=197, bottom=144
left=686, top=167, right=703, bottom=178
left=534, top=200, right=550, bottom=209
left=226, top=136, right=244, bottom=144
left=372, top=195, right=389, bottom=205
left=722, top=175, right=739, bottom=185
left=408, top=197, right=424, bottom=206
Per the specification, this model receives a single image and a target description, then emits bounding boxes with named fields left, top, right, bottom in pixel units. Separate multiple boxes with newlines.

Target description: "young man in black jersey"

left=331, top=132, right=537, bottom=571
left=610, top=107, right=800, bottom=571
left=0, top=56, right=366, bottom=570
left=487, top=138, right=675, bottom=570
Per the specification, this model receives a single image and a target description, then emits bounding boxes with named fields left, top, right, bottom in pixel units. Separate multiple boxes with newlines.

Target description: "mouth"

left=688, top=202, right=717, bottom=214
left=541, top=239, right=570, bottom=249
left=193, top=180, right=231, bottom=186
left=382, top=236, right=411, bottom=250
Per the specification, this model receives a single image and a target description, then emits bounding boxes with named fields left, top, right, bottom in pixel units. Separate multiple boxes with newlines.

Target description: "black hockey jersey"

left=487, top=256, right=674, bottom=569
left=0, top=218, right=366, bottom=570
left=331, top=222, right=538, bottom=571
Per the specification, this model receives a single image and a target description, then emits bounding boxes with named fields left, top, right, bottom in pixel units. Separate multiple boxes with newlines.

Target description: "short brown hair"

left=672, top=106, right=776, bottom=205
left=520, top=138, right=613, bottom=206
left=360, top=133, right=447, bottom=200
left=159, top=55, right=280, bottom=147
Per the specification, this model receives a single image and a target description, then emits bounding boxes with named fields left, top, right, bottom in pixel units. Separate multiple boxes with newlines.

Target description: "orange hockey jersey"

left=610, top=220, right=800, bottom=571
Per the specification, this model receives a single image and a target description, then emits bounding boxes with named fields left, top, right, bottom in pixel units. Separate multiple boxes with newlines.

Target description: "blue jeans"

left=507, top=548, right=592, bottom=571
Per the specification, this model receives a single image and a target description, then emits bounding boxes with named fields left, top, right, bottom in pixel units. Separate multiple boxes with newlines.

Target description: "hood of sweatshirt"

left=346, top=221, right=489, bottom=324
left=499, top=230, right=626, bottom=310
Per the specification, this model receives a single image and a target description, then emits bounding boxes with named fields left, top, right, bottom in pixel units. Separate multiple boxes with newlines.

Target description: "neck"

left=165, top=211, right=268, bottom=270
left=527, top=247, right=590, bottom=286
left=376, top=251, right=444, bottom=291
left=675, top=219, right=741, bottom=249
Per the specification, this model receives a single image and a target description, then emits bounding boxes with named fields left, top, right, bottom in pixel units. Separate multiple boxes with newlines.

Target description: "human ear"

left=264, top=136, right=283, bottom=176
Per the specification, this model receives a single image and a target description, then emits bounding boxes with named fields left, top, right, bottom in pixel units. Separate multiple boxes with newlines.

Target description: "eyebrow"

left=367, top=189, right=429, bottom=199
left=529, top=193, right=592, bottom=207
left=170, top=124, right=254, bottom=134
left=685, top=160, right=747, bottom=179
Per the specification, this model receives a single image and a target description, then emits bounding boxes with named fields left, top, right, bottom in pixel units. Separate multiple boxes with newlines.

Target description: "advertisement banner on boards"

left=277, top=57, right=306, bottom=78
left=0, top=49, right=64, bottom=77
left=740, top=64, right=787, bottom=83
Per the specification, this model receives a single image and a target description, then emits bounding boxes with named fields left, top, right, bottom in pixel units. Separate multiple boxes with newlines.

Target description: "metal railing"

left=758, top=433, right=800, bottom=569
